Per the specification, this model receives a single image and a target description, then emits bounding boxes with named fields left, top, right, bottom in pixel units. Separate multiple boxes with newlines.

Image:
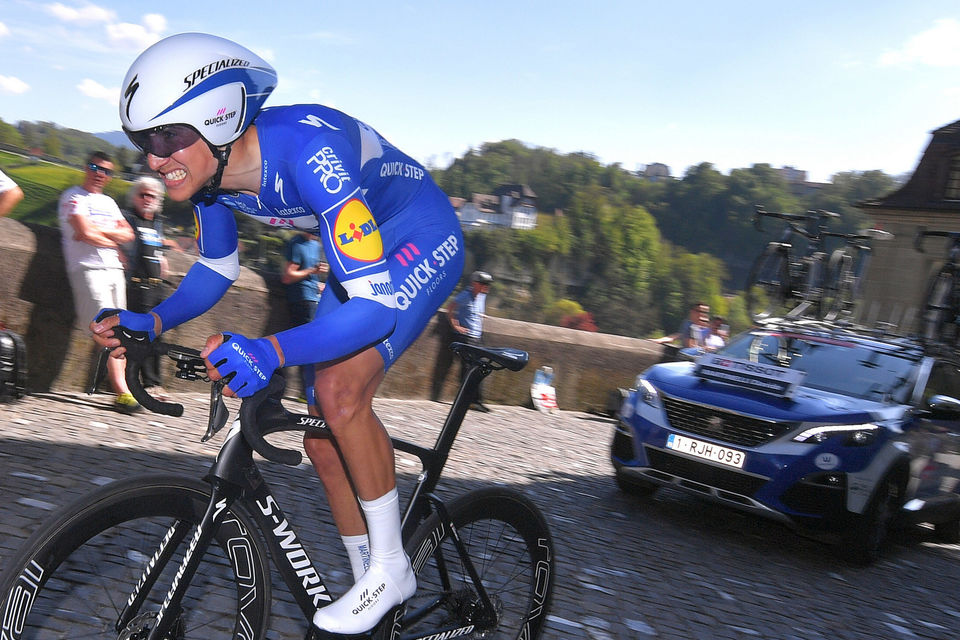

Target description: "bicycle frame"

left=122, top=349, right=510, bottom=640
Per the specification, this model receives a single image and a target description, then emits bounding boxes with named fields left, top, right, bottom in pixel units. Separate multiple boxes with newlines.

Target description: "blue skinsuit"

left=152, top=104, right=464, bottom=372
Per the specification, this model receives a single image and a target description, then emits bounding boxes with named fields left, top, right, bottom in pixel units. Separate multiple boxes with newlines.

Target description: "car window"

left=721, top=332, right=917, bottom=403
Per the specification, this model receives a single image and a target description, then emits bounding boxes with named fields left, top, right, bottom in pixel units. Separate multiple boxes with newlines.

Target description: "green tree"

left=42, top=132, right=61, bottom=157
left=0, top=119, right=24, bottom=147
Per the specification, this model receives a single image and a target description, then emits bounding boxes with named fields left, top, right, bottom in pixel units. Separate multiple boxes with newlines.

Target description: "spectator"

left=705, top=315, right=728, bottom=351
left=59, top=151, right=138, bottom=412
left=280, top=231, right=328, bottom=402
left=430, top=270, right=493, bottom=411
left=122, top=176, right=179, bottom=399
left=0, top=169, right=24, bottom=217
left=656, top=301, right=711, bottom=348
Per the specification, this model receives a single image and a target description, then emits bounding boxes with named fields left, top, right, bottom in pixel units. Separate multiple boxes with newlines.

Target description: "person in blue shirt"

left=281, top=230, right=328, bottom=402
left=91, top=32, right=464, bottom=635
left=430, top=271, right=492, bottom=410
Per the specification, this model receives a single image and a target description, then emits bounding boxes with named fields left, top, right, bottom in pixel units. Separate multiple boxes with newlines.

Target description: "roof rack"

left=751, top=316, right=930, bottom=356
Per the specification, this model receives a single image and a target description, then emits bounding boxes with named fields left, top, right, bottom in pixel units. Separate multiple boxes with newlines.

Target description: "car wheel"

left=842, top=475, right=901, bottom=565
left=934, top=518, right=960, bottom=544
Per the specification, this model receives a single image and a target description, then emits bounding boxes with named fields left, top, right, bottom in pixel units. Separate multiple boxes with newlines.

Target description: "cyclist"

left=91, top=32, right=464, bottom=635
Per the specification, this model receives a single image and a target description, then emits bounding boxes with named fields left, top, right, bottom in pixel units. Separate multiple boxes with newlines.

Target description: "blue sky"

left=2, top=1, right=960, bottom=182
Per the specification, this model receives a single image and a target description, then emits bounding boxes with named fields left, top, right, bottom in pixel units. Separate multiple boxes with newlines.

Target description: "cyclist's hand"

left=202, top=332, right=280, bottom=398
left=90, top=308, right=159, bottom=355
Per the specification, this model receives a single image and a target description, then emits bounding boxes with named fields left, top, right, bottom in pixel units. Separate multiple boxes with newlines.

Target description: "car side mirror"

left=926, top=394, right=960, bottom=420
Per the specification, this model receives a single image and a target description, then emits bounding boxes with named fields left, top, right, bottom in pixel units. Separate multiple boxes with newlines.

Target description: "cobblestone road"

left=2, top=390, right=960, bottom=639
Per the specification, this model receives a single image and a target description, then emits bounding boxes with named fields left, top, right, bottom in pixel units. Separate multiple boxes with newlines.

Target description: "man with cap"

left=430, top=270, right=493, bottom=411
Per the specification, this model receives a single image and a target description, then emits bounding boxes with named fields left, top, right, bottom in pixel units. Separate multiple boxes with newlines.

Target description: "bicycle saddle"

left=452, top=343, right=529, bottom=371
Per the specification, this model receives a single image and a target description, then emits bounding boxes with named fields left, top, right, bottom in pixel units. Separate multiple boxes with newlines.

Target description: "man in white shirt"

left=0, top=169, right=24, bottom=217
left=58, top=151, right=138, bottom=412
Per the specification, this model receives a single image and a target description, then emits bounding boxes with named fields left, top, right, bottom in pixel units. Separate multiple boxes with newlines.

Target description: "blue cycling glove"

left=95, top=308, right=157, bottom=341
left=208, top=333, right=280, bottom=397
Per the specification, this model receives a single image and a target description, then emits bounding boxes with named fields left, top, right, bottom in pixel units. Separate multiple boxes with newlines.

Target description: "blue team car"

left=611, top=320, right=960, bottom=563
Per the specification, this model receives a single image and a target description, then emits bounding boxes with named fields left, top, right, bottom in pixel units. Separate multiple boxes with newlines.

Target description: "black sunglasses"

left=87, top=162, right=114, bottom=177
left=124, top=124, right=203, bottom=158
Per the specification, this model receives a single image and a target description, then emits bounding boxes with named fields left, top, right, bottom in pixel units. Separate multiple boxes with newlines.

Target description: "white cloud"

left=106, top=22, right=162, bottom=50
left=0, top=75, right=30, bottom=94
left=76, top=78, right=118, bottom=103
left=45, top=2, right=116, bottom=24
left=142, top=13, right=167, bottom=34
left=880, top=18, right=960, bottom=67
left=0, top=22, right=9, bottom=38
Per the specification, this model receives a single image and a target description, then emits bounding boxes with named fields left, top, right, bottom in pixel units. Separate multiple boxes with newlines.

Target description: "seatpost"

left=400, top=361, right=488, bottom=535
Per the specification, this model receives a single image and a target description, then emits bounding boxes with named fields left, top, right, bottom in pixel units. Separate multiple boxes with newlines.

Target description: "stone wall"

left=0, top=217, right=663, bottom=412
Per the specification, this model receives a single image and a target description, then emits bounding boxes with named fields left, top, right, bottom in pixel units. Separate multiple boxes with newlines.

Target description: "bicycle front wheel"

left=745, top=245, right=791, bottom=321
left=924, top=266, right=959, bottom=343
left=0, top=474, right=272, bottom=639
left=399, top=487, right=555, bottom=640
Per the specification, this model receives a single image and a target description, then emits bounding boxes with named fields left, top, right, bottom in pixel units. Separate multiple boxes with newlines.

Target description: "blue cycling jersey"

left=152, top=104, right=464, bottom=371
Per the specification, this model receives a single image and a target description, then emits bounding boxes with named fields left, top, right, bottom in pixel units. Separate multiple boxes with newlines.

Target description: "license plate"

left=666, top=433, right=745, bottom=469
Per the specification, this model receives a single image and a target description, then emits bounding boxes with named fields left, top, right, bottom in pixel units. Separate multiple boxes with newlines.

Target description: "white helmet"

left=120, top=32, right=277, bottom=148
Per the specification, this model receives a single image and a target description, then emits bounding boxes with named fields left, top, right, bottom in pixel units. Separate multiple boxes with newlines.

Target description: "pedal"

left=305, top=605, right=404, bottom=640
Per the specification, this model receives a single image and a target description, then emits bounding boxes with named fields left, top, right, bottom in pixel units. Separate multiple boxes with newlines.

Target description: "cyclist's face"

left=146, top=138, right=217, bottom=202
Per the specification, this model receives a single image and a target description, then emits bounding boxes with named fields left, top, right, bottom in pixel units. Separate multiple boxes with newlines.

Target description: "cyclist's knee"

left=312, top=353, right=383, bottom=429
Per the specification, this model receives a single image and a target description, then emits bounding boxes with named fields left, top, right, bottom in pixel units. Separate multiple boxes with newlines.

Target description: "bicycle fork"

left=118, top=480, right=239, bottom=640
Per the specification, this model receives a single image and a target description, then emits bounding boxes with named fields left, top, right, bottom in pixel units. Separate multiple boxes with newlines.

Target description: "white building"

left=455, top=184, right=539, bottom=230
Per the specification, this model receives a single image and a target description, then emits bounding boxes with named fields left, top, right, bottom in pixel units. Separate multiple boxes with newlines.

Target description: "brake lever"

left=202, top=380, right=230, bottom=442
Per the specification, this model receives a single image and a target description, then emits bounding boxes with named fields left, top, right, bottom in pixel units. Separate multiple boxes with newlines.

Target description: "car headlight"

left=792, top=423, right=880, bottom=446
left=637, top=378, right=662, bottom=410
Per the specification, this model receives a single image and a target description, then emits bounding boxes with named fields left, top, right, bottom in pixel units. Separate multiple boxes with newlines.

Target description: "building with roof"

left=454, top=184, right=539, bottom=230
left=858, top=119, right=960, bottom=329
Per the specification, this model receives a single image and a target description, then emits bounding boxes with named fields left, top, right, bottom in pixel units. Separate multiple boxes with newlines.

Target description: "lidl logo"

left=334, top=199, right=383, bottom=262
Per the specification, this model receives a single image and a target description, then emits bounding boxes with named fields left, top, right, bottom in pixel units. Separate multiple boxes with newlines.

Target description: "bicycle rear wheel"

left=745, top=245, right=791, bottom=321
left=0, top=474, right=271, bottom=639
left=923, top=266, right=959, bottom=343
left=821, top=249, right=855, bottom=321
left=398, top=487, right=555, bottom=640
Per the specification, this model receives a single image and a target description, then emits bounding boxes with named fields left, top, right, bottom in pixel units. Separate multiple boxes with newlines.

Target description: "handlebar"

left=914, top=225, right=960, bottom=253
left=108, top=323, right=303, bottom=466
left=752, top=205, right=840, bottom=235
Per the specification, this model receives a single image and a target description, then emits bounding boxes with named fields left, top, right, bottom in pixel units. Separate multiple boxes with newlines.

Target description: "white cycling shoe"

left=312, top=559, right=416, bottom=636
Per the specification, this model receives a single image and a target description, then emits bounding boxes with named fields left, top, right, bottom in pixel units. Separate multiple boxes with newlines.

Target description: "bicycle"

left=744, top=205, right=839, bottom=321
left=915, top=226, right=960, bottom=344
left=819, top=228, right=893, bottom=322
left=0, top=327, right=556, bottom=640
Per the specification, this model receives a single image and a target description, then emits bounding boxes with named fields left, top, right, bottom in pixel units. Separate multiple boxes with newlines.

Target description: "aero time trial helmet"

left=120, top=33, right=277, bottom=155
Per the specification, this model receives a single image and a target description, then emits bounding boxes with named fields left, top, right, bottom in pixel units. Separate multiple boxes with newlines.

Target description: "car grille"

left=645, top=447, right=767, bottom=496
left=661, top=395, right=795, bottom=447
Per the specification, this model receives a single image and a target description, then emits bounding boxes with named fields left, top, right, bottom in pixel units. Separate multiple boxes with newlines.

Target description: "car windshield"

left=719, top=332, right=918, bottom=403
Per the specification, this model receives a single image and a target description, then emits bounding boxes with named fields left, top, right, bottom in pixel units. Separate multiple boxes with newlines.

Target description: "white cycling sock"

left=341, top=533, right=371, bottom=582
left=313, top=489, right=416, bottom=635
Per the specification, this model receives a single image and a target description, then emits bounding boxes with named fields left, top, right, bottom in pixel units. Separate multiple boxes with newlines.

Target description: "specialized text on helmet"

left=184, top=58, right=251, bottom=90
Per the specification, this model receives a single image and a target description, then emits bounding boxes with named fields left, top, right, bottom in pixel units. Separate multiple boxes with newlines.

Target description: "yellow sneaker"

left=114, top=392, right=142, bottom=414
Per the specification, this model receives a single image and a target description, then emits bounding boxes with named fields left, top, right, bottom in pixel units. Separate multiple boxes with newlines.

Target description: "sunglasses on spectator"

left=124, top=124, right=203, bottom=158
left=87, top=163, right=114, bottom=177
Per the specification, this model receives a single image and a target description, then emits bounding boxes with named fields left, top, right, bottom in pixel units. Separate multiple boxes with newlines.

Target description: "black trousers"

left=430, top=331, right=482, bottom=403
left=127, top=283, right=164, bottom=388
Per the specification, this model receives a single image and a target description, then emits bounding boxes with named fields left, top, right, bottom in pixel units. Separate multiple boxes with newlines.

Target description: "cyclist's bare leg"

left=310, top=347, right=415, bottom=634
left=303, top=399, right=370, bottom=579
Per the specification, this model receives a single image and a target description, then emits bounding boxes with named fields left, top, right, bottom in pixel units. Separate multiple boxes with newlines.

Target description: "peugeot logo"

left=706, top=416, right=724, bottom=432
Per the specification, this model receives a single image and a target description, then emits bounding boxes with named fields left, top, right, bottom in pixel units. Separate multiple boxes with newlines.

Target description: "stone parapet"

left=0, top=217, right=661, bottom=411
